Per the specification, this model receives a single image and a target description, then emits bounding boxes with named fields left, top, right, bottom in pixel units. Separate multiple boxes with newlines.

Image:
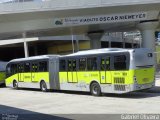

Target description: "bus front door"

left=18, top=64, right=24, bottom=82
left=100, top=57, right=112, bottom=84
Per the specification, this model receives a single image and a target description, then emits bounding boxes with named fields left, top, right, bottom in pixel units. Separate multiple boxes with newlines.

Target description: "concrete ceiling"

left=0, top=0, right=159, bottom=40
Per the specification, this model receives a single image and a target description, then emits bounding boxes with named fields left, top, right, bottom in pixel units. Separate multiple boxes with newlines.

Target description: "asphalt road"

left=0, top=80, right=160, bottom=120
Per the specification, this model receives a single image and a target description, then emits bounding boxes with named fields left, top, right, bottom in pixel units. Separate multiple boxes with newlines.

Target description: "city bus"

left=5, top=48, right=155, bottom=96
left=0, top=61, right=7, bottom=86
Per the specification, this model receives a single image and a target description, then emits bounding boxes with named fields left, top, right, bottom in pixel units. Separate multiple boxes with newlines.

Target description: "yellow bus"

left=0, top=61, right=7, bottom=86
left=5, top=48, right=155, bottom=96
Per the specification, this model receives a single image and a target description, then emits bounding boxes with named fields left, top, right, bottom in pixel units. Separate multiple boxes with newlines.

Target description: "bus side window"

left=18, top=64, right=24, bottom=73
left=72, top=60, right=76, bottom=71
left=114, top=55, right=126, bottom=70
left=106, top=58, right=110, bottom=70
left=24, top=62, right=30, bottom=72
left=79, top=58, right=87, bottom=71
left=39, top=61, right=47, bottom=72
left=87, top=57, right=97, bottom=71
left=11, top=64, right=17, bottom=75
left=60, top=60, right=66, bottom=71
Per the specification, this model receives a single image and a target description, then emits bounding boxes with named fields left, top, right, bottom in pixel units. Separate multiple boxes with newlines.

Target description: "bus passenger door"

left=100, top=57, right=111, bottom=84
left=23, top=62, right=32, bottom=83
left=31, top=63, right=38, bottom=82
left=18, top=64, right=24, bottom=82
left=67, top=59, right=78, bottom=83
left=67, top=60, right=72, bottom=83
left=72, top=60, right=78, bottom=83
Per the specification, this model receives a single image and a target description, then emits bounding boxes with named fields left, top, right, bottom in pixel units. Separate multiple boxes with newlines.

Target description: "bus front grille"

left=114, top=85, right=126, bottom=91
left=114, top=77, right=125, bottom=84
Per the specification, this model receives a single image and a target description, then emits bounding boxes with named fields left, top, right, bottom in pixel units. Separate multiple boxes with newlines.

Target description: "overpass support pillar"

left=23, top=33, right=29, bottom=58
left=88, top=32, right=104, bottom=49
left=137, top=21, right=159, bottom=51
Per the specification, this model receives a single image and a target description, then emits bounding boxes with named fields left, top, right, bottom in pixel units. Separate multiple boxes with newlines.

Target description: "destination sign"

left=54, top=12, right=147, bottom=26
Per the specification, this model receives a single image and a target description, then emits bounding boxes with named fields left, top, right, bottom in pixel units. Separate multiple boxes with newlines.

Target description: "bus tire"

left=13, top=80, right=18, bottom=89
left=40, top=81, right=47, bottom=92
left=90, top=82, right=101, bottom=96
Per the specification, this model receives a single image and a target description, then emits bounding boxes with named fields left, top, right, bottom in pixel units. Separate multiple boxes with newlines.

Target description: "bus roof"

left=9, top=55, right=60, bottom=63
left=8, top=48, right=152, bottom=62
left=64, top=48, right=135, bottom=57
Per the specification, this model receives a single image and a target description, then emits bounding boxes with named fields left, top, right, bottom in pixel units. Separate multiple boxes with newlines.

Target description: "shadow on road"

left=103, top=86, right=160, bottom=99
left=0, top=84, right=6, bottom=88
left=2, top=85, right=160, bottom=99
left=0, top=105, right=71, bottom=120
left=140, top=86, right=160, bottom=93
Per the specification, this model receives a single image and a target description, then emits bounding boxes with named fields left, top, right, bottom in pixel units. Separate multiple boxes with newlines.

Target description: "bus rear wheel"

left=40, top=81, right=47, bottom=92
left=90, top=82, right=101, bottom=96
left=13, top=80, right=18, bottom=89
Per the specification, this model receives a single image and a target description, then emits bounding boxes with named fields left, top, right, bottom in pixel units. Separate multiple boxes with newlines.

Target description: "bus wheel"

left=40, top=81, right=47, bottom=92
left=90, top=82, right=101, bottom=96
left=13, top=80, right=18, bottom=89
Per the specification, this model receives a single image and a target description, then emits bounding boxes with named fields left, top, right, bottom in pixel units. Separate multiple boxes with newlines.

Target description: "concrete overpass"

left=0, top=0, right=159, bottom=57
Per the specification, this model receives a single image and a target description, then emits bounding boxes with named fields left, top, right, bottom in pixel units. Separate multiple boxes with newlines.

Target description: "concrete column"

left=71, top=34, right=75, bottom=53
left=75, top=39, right=79, bottom=52
left=23, top=33, right=29, bottom=58
left=108, top=38, right=112, bottom=48
left=122, top=38, right=125, bottom=48
left=71, top=35, right=79, bottom=52
left=131, top=39, right=134, bottom=48
left=34, top=45, right=38, bottom=56
left=122, top=32, right=125, bottom=48
left=88, top=32, right=104, bottom=49
left=137, top=21, right=159, bottom=51
left=137, top=21, right=159, bottom=70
